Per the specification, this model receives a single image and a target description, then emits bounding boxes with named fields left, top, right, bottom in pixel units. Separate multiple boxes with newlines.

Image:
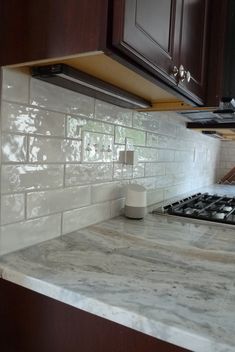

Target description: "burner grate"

left=163, top=193, right=235, bottom=225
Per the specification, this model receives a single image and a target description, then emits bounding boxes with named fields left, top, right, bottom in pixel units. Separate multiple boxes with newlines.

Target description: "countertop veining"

left=1, top=203, right=235, bottom=352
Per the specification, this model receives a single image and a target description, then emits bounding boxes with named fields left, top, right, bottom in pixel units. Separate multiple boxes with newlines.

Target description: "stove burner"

left=161, top=193, right=235, bottom=225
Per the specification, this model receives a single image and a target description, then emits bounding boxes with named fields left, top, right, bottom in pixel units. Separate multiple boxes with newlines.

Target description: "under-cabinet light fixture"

left=32, top=64, right=151, bottom=109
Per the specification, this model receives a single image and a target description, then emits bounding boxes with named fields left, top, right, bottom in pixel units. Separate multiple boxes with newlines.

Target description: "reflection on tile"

left=145, top=163, right=165, bottom=177
left=133, top=112, right=159, bottom=132
left=1, top=194, right=25, bottom=225
left=135, top=147, right=158, bottom=162
left=114, top=164, right=133, bottom=180
left=67, top=116, right=114, bottom=138
left=91, top=182, right=125, bottom=203
left=123, top=165, right=133, bottom=179
left=131, top=177, right=156, bottom=190
left=2, top=134, right=27, bottom=162
left=28, top=137, right=81, bottom=163
left=1, top=164, right=64, bottom=193
left=83, top=132, right=114, bottom=162
left=62, top=202, right=111, bottom=234
left=65, top=164, right=113, bottom=186
left=95, top=100, right=132, bottom=126
left=133, top=163, right=145, bottom=178
left=2, top=68, right=29, bottom=103
left=0, top=214, right=61, bottom=256
left=115, top=126, right=146, bottom=145
left=30, top=79, right=94, bottom=117
left=27, top=186, right=91, bottom=218
left=2, top=102, right=65, bottom=136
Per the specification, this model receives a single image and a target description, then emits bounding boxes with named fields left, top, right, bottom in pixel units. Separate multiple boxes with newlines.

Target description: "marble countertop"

left=1, top=200, right=235, bottom=352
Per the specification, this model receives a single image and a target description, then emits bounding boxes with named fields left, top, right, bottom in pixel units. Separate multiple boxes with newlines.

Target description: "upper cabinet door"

left=112, top=0, right=182, bottom=85
left=177, top=0, right=209, bottom=102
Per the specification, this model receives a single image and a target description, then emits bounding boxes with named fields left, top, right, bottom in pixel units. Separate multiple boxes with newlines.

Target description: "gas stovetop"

left=157, top=193, right=235, bottom=225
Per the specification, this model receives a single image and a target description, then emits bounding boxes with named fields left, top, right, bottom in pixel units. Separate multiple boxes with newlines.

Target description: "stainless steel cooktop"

left=155, top=193, right=235, bottom=225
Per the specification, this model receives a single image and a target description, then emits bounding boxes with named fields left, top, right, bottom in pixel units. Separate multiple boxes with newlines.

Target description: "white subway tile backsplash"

left=62, top=202, right=111, bottom=234
left=1, top=102, right=65, bottom=136
left=28, top=137, right=81, bottom=163
left=1, top=164, right=64, bottom=193
left=27, top=186, right=91, bottom=219
left=91, top=182, right=125, bottom=203
left=0, top=214, right=61, bottom=256
left=2, top=68, right=29, bottom=104
left=2, top=134, right=27, bottom=162
left=1, top=194, right=25, bottom=225
left=30, top=78, right=94, bottom=117
left=95, top=101, right=132, bottom=127
left=0, top=67, right=222, bottom=255
left=65, top=163, right=113, bottom=186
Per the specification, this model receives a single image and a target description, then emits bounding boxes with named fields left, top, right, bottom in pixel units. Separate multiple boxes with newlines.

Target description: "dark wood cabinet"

left=0, top=279, right=189, bottom=352
left=0, top=0, right=108, bottom=66
left=178, top=0, right=209, bottom=102
left=0, top=0, right=221, bottom=107
left=112, top=0, right=210, bottom=104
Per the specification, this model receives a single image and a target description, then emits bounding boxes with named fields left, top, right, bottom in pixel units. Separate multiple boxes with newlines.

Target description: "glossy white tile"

left=115, top=126, right=146, bottom=145
left=133, top=112, right=159, bottom=132
left=145, top=163, right=165, bottom=177
left=133, top=163, right=145, bottom=178
left=135, top=147, right=158, bottom=162
left=27, top=186, right=91, bottom=218
left=1, top=194, right=25, bottom=225
left=0, top=214, right=61, bottom=256
left=95, top=100, right=132, bottom=126
left=91, top=182, right=125, bottom=203
left=62, top=202, right=111, bottom=234
left=67, top=116, right=114, bottom=138
left=2, top=134, right=27, bottom=162
left=1, top=164, right=64, bottom=193
left=65, top=163, right=113, bottom=186
left=2, top=68, right=29, bottom=104
left=2, top=101, right=65, bottom=136
left=28, top=137, right=81, bottom=163
left=30, top=78, right=94, bottom=117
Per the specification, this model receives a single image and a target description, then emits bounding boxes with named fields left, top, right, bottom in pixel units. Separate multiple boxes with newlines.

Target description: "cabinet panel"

left=0, top=0, right=108, bottom=66
left=112, top=0, right=182, bottom=84
left=178, top=0, right=209, bottom=101
left=0, top=279, right=190, bottom=352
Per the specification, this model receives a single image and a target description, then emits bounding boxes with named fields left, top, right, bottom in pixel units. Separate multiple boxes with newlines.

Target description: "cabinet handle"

left=179, top=64, right=186, bottom=81
left=186, top=70, right=191, bottom=83
left=172, top=66, right=179, bottom=77
left=172, top=65, right=191, bottom=83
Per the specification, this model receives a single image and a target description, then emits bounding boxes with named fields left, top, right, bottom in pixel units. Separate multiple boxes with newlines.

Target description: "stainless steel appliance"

left=154, top=193, right=235, bottom=225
